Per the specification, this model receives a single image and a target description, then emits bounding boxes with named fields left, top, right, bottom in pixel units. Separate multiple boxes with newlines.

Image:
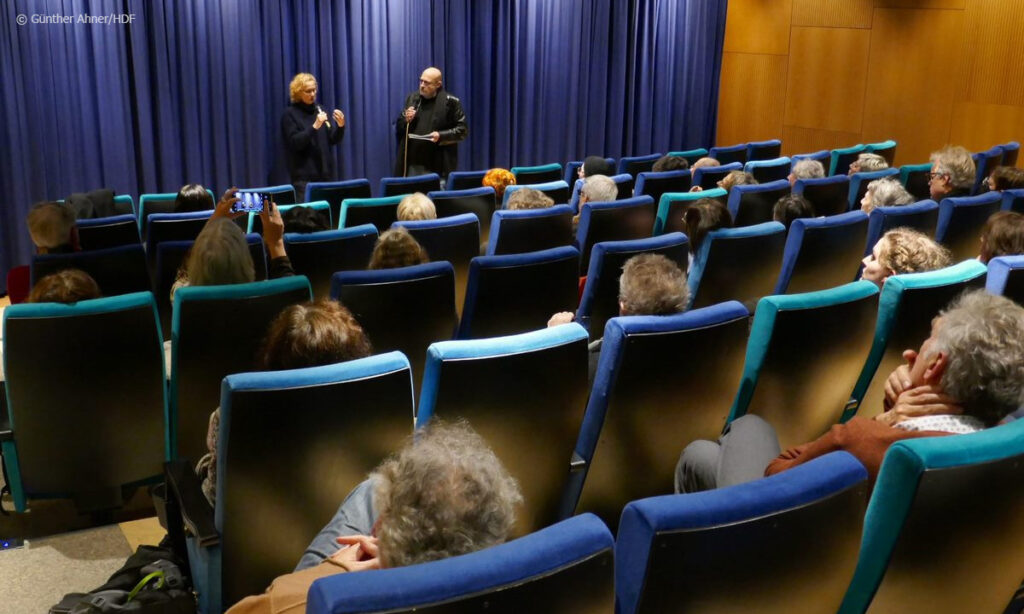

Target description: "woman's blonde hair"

left=397, top=193, right=437, bottom=221
left=289, top=73, right=317, bottom=103
left=877, top=228, right=952, bottom=276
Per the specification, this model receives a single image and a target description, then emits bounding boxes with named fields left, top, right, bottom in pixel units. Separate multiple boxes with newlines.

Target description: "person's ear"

left=619, top=300, right=628, bottom=315
left=922, top=350, right=948, bottom=385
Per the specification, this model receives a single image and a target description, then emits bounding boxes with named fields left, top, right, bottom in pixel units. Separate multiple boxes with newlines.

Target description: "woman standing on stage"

left=281, top=73, right=345, bottom=199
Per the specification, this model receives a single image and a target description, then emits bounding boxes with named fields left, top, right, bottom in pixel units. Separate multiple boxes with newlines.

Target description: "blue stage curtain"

left=0, top=0, right=725, bottom=281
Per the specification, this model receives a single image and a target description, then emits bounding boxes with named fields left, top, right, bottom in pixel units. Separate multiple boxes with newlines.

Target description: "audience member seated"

left=570, top=175, right=619, bottom=231
left=860, top=177, right=915, bottom=214
left=396, top=192, right=438, bottom=221
left=367, top=226, right=430, bottom=270
left=282, top=206, right=330, bottom=234
left=174, top=183, right=215, bottom=213
left=683, top=197, right=733, bottom=269
left=928, top=145, right=975, bottom=201
left=690, top=157, right=720, bottom=172
left=987, top=166, right=1024, bottom=192
left=482, top=168, right=516, bottom=202
left=787, top=159, right=825, bottom=187
left=978, top=211, right=1024, bottom=263
left=693, top=170, right=758, bottom=194
left=26, top=201, right=79, bottom=254
left=651, top=154, right=689, bottom=172
left=507, top=187, right=556, bottom=211
left=27, top=268, right=101, bottom=304
left=675, top=290, right=1024, bottom=491
left=860, top=228, right=952, bottom=289
left=772, top=194, right=815, bottom=229
left=226, top=419, right=522, bottom=614
left=196, top=299, right=373, bottom=507
left=848, top=152, right=889, bottom=175
left=547, top=253, right=688, bottom=382
left=578, top=155, right=615, bottom=180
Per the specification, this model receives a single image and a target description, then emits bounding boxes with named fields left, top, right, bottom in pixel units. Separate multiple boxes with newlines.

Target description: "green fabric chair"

left=654, top=187, right=727, bottom=235
left=338, top=195, right=402, bottom=233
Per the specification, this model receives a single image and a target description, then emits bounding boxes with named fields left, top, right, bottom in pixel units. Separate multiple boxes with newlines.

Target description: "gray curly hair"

left=865, top=177, right=914, bottom=212
left=371, top=418, right=522, bottom=568
left=581, top=175, right=619, bottom=203
left=792, top=159, right=825, bottom=181
left=933, top=291, right=1024, bottom=425
left=930, top=145, right=976, bottom=190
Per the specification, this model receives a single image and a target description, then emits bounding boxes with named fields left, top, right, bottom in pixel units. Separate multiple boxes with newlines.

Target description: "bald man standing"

left=394, top=67, right=468, bottom=179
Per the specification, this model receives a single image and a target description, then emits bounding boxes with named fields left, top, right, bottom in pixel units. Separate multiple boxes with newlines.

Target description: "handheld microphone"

left=317, top=105, right=328, bottom=126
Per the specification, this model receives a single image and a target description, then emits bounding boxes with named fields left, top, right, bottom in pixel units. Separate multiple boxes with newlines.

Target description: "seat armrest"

left=570, top=451, right=587, bottom=473
left=164, top=460, right=219, bottom=548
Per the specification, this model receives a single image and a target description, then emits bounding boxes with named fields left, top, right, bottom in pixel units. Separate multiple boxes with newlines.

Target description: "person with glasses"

left=928, top=145, right=975, bottom=201
left=394, top=67, right=468, bottom=180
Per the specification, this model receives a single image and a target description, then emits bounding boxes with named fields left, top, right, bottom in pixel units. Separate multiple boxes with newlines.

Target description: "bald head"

left=419, top=67, right=443, bottom=99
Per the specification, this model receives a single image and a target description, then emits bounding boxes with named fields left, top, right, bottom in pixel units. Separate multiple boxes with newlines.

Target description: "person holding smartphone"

left=281, top=72, right=346, bottom=199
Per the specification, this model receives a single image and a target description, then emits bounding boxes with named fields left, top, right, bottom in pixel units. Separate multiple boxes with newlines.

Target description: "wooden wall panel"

left=860, top=9, right=964, bottom=164
left=784, top=27, right=870, bottom=134
left=874, top=0, right=964, bottom=8
left=960, top=0, right=1024, bottom=107
left=717, top=53, right=788, bottom=146
left=781, top=126, right=863, bottom=157
left=949, top=102, right=1024, bottom=154
left=792, top=0, right=874, bottom=28
left=723, top=0, right=793, bottom=55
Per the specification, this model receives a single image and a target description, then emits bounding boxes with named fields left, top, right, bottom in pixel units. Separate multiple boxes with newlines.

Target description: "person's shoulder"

left=444, top=92, right=461, bottom=104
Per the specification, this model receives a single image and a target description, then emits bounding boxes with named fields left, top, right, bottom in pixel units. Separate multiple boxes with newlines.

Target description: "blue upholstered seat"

left=511, top=162, right=563, bottom=185
left=935, top=191, right=1002, bottom=261
left=692, top=162, right=743, bottom=191
left=972, top=146, right=1004, bottom=195
left=727, top=281, right=879, bottom=449
left=485, top=204, right=574, bottom=255
left=666, top=148, right=708, bottom=165
left=617, top=153, right=662, bottom=176
left=863, top=199, right=939, bottom=256
left=564, top=157, right=615, bottom=186
left=999, top=141, right=1019, bottom=167
left=986, top=255, right=1024, bottom=306
left=501, top=180, right=571, bottom=208
left=687, top=221, right=787, bottom=310
left=727, top=180, right=790, bottom=227
left=426, top=186, right=496, bottom=243
left=830, top=144, right=866, bottom=177
left=568, top=173, right=635, bottom=211
left=145, top=211, right=213, bottom=262
left=307, top=514, right=614, bottom=614
left=445, top=169, right=488, bottom=191
left=790, top=149, right=830, bottom=168
left=338, top=195, right=402, bottom=232
left=864, top=139, right=897, bottom=166
left=617, top=452, right=869, bottom=614
left=1003, top=188, right=1024, bottom=214
left=304, top=179, right=372, bottom=226
left=743, top=157, right=791, bottom=184
left=139, top=189, right=216, bottom=233
left=76, top=214, right=141, bottom=250
left=793, top=174, right=851, bottom=217
left=394, top=213, right=480, bottom=315
left=283, top=225, right=378, bottom=299
left=378, top=173, right=441, bottom=198
left=848, top=168, right=899, bottom=211
left=898, top=163, right=932, bottom=202
left=655, top=188, right=727, bottom=235
left=634, top=169, right=692, bottom=207
left=240, top=184, right=296, bottom=205
left=31, top=243, right=151, bottom=298
left=247, top=200, right=331, bottom=234
left=709, top=143, right=747, bottom=165
left=774, top=210, right=869, bottom=294
left=746, top=139, right=783, bottom=161
left=575, top=196, right=657, bottom=271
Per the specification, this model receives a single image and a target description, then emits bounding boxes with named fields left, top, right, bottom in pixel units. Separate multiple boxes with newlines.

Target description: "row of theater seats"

left=4, top=252, right=1023, bottom=610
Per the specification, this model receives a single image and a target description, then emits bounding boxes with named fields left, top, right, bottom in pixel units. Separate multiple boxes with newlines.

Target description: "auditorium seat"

left=2, top=292, right=165, bottom=512
left=692, top=162, right=742, bottom=191
left=501, top=180, right=571, bottom=208
left=687, top=221, right=787, bottom=310
left=746, top=139, right=782, bottom=161
left=338, top=195, right=401, bottom=233
left=935, top=191, right=1002, bottom=261
left=457, top=246, right=579, bottom=339
left=864, top=139, right=897, bottom=166
left=1003, top=188, right=1024, bottom=213
left=899, top=163, right=932, bottom=201
left=863, top=199, right=939, bottom=256
left=728, top=281, right=879, bottom=449
left=248, top=200, right=331, bottom=234
left=568, top=173, right=635, bottom=211
left=446, top=169, right=488, bottom=191
left=666, top=148, right=708, bottom=166
left=774, top=211, right=869, bottom=295
left=379, top=173, right=441, bottom=197
left=634, top=169, right=692, bottom=206
left=972, top=145, right=1004, bottom=195
left=31, top=243, right=151, bottom=298
left=985, top=255, right=1024, bottom=306
left=727, top=180, right=791, bottom=227
left=417, top=324, right=591, bottom=533
left=284, top=225, right=378, bottom=299
left=840, top=418, right=1024, bottom=614
left=830, top=144, right=866, bottom=176
left=848, top=168, right=899, bottom=211
left=307, top=514, right=614, bottom=614
left=790, top=149, right=830, bottom=169
left=709, top=143, right=748, bottom=165
left=1000, top=140, right=1020, bottom=168
left=575, top=196, right=657, bottom=271
left=485, top=204, right=574, bottom=255
left=138, top=189, right=216, bottom=233
left=76, top=214, right=141, bottom=250
left=145, top=211, right=213, bottom=265
left=170, top=276, right=312, bottom=464
left=331, top=262, right=457, bottom=388
left=427, top=186, right=496, bottom=243
left=564, top=157, right=615, bottom=186
left=655, top=188, right=727, bottom=235
left=240, top=184, right=296, bottom=205
left=618, top=153, right=662, bottom=176
left=845, top=260, right=987, bottom=421
left=616, top=452, right=868, bottom=614
left=394, top=213, right=480, bottom=314
left=304, top=178, right=372, bottom=226
left=511, top=162, right=563, bottom=185
left=167, top=352, right=415, bottom=614
left=154, top=235, right=268, bottom=337
left=567, top=302, right=751, bottom=529
left=576, top=233, right=689, bottom=337
left=793, top=175, right=851, bottom=217
left=743, top=157, right=791, bottom=184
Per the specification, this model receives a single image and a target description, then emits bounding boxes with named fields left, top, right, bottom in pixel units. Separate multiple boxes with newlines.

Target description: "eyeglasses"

left=928, top=172, right=947, bottom=181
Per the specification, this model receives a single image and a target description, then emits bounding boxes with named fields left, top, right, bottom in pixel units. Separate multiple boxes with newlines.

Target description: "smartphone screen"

left=232, top=192, right=265, bottom=213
